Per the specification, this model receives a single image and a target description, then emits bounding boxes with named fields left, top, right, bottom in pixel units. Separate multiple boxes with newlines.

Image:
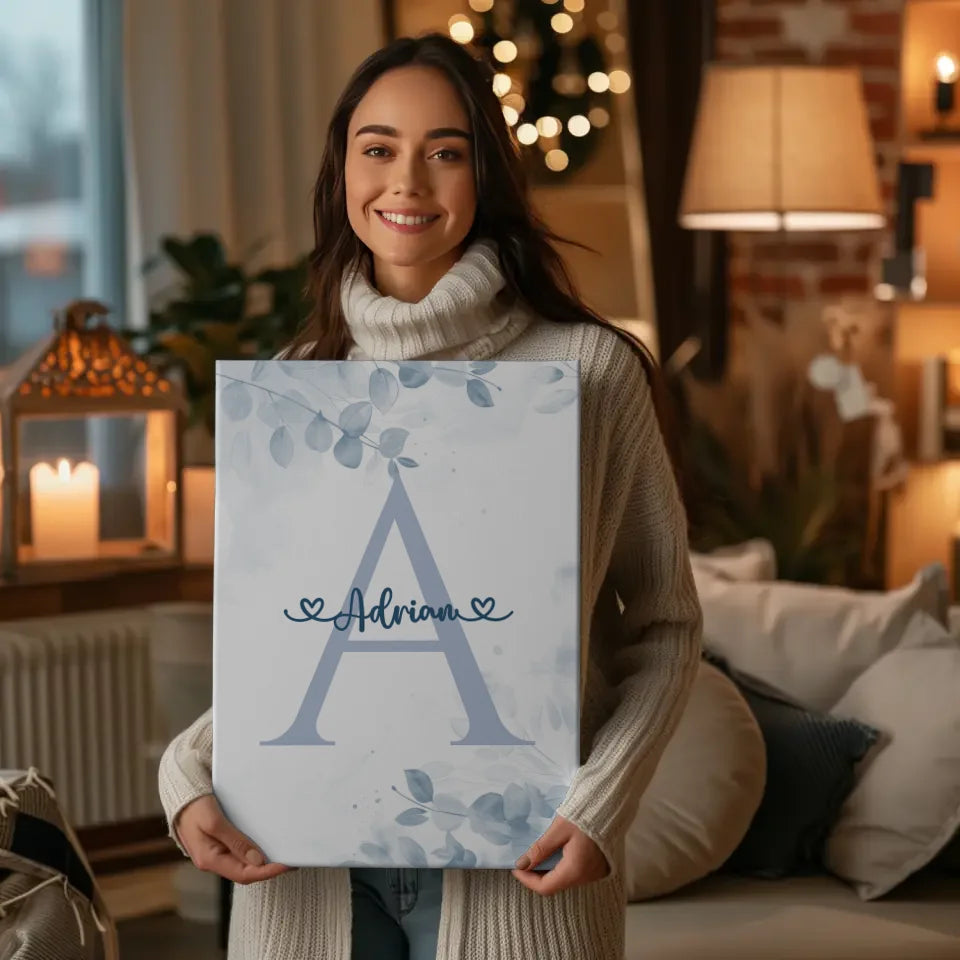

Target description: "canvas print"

left=212, top=358, right=580, bottom=869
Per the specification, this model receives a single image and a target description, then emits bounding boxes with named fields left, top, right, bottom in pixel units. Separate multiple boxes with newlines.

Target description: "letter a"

left=262, top=474, right=532, bottom=747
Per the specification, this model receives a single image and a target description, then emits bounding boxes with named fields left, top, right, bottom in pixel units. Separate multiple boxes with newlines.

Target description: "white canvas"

left=212, top=359, right=580, bottom=869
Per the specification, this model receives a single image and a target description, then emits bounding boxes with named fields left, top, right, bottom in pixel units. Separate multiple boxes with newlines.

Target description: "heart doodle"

left=300, top=597, right=325, bottom=619
left=471, top=596, right=496, bottom=618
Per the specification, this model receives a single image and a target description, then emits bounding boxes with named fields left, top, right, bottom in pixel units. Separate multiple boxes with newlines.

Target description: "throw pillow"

left=696, top=563, right=948, bottom=711
left=709, top=654, right=880, bottom=879
left=624, top=660, right=766, bottom=901
left=690, top=539, right=777, bottom=582
left=825, top=611, right=960, bottom=899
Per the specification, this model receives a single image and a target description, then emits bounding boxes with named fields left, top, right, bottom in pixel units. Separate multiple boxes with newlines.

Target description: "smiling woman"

left=345, top=68, right=478, bottom=301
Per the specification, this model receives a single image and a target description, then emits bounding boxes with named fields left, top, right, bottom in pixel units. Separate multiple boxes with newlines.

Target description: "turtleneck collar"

left=340, top=239, right=531, bottom=361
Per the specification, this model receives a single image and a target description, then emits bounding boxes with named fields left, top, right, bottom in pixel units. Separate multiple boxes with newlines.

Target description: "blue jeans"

left=350, top=868, right=442, bottom=960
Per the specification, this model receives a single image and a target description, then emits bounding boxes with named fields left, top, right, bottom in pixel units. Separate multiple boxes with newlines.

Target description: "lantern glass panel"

left=16, top=411, right=177, bottom=565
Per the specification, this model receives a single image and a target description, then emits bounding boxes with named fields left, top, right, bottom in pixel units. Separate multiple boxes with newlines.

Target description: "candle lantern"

left=0, top=299, right=185, bottom=582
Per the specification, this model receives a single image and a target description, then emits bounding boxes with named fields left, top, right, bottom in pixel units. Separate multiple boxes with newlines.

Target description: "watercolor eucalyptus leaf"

left=398, top=362, right=433, bottom=388
left=378, top=427, right=409, bottom=459
left=396, top=457, right=418, bottom=468
left=269, top=426, right=294, bottom=468
left=251, top=359, right=266, bottom=381
left=470, top=360, right=496, bottom=374
left=534, top=365, right=564, bottom=384
left=333, top=434, right=363, bottom=468
left=388, top=459, right=399, bottom=480
left=431, top=793, right=469, bottom=833
left=369, top=368, right=399, bottom=413
left=434, top=367, right=468, bottom=387
left=222, top=381, right=253, bottom=420
left=534, top=389, right=577, bottom=414
left=339, top=401, right=373, bottom=438
left=466, top=379, right=494, bottom=408
left=404, top=768, right=434, bottom=804
left=395, top=807, right=429, bottom=826
left=340, top=363, right=370, bottom=398
left=470, top=792, right=505, bottom=822
left=398, top=836, right=428, bottom=867
left=257, top=400, right=282, bottom=428
left=305, top=414, right=333, bottom=452
left=275, top=389, right=313, bottom=423
left=459, top=849, right=478, bottom=867
left=359, top=842, right=390, bottom=864
left=502, top=783, right=532, bottom=823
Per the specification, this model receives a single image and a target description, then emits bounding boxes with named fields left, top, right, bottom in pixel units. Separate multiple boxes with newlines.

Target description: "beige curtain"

left=122, top=0, right=383, bottom=328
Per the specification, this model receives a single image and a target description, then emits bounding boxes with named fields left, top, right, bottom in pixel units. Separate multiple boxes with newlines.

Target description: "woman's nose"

left=391, top=154, right=428, bottom=195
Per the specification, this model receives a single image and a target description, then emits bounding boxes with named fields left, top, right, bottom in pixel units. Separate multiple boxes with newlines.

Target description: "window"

left=0, top=0, right=124, bottom=365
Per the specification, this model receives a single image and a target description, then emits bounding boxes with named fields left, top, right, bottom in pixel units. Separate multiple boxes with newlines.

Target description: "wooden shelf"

left=0, top=563, right=212, bottom=621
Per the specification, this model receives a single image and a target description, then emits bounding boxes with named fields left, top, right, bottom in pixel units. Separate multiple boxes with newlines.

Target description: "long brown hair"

left=284, top=33, right=680, bottom=487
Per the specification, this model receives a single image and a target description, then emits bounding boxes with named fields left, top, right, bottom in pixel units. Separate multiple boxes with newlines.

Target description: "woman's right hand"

left=175, top=794, right=292, bottom=884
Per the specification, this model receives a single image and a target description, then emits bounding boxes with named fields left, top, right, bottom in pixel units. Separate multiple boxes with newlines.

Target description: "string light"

left=502, top=93, right=526, bottom=113
left=516, top=123, right=539, bottom=145
left=493, top=40, right=518, bottom=63
left=605, top=33, right=626, bottom=54
left=564, top=0, right=585, bottom=10
left=492, top=73, right=512, bottom=97
left=469, top=0, right=494, bottom=10
left=608, top=69, right=631, bottom=94
left=545, top=149, right=569, bottom=171
left=568, top=114, right=590, bottom=137
left=587, top=71, right=610, bottom=93
left=502, top=105, right=519, bottom=126
left=448, top=15, right=474, bottom=44
left=597, top=11, right=617, bottom=30
left=588, top=106, right=610, bottom=128
left=551, top=12, right=573, bottom=33
left=536, top=116, right=562, bottom=137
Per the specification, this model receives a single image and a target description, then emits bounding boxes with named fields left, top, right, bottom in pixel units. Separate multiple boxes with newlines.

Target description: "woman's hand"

left=175, top=795, right=292, bottom=884
left=511, top=814, right=610, bottom=896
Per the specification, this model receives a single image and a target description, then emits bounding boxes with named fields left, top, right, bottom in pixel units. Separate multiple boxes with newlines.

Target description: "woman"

left=159, top=32, right=701, bottom=960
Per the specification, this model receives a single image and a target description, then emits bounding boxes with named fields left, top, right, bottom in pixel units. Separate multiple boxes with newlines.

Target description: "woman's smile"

left=374, top=208, right=442, bottom=234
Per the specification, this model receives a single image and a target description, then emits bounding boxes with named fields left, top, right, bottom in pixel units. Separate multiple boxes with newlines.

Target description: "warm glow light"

left=166, top=480, right=177, bottom=494
left=588, top=106, right=610, bottom=128
left=545, top=149, right=569, bottom=172
left=469, top=0, right=494, bottom=10
left=29, top=459, right=100, bottom=561
left=551, top=13, right=573, bottom=33
left=502, top=105, right=519, bottom=126
left=605, top=33, right=626, bottom=54
left=448, top=15, right=475, bottom=44
left=587, top=71, right=610, bottom=93
left=536, top=115, right=562, bottom=137
left=936, top=51, right=959, bottom=84
left=597, top=11, right=618, bottom=30
left=493, top=40, right=518, bottom=63
left=564, top=0, right=585, bottom=10
left=517, top=123, right=539, bottom=145
left=503, top=93, right=525, bottom=113
left=492, top=72, right=512, bottom=97
left=568, top=114, right=590, bottom=137
left=57, top=458, right=70, bottom=481
left=608, top=70, right=631, bottom=94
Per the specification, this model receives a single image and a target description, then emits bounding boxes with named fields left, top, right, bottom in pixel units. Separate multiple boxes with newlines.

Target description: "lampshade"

left=679, top=64, right=885, bottom=232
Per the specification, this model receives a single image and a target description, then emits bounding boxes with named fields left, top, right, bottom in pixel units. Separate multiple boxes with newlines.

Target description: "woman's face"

left=345, top=65, right=477, bottom=274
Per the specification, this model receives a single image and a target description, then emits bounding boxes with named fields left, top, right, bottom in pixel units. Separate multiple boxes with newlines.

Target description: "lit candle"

left=29, top=458, right=100, bottom=560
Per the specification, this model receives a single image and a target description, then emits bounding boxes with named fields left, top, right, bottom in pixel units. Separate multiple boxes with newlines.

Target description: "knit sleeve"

left=554, top=347, right=702, bottom=875
left=157, top=707, right=215, bottom=857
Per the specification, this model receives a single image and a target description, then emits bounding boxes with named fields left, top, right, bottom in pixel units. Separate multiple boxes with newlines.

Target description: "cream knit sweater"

left=158, top=239, right=702, bottom=960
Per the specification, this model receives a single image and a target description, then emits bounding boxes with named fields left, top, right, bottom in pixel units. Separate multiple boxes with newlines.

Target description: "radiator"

left=0, top=609, right=163, bottom=828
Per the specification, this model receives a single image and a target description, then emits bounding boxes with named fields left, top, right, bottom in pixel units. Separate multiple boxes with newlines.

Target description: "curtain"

left=626, top=0, right=727, bottom=378
left=122, top=0, right=384, bottom=329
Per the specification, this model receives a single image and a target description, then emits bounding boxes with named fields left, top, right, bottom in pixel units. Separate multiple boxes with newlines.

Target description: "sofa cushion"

left=624, top=661, right=765, bottom=901
left=710, top=656, right=879, bottom=879
left=690, top=539, right=777, bottom=582
left=695, top=564, right=948, bottom=711
left=826, top=612, right=960, bottom=899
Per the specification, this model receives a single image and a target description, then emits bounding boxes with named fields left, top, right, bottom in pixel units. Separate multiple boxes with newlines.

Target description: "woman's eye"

left=431, top=148, right=462, bottom=161
left=363, top=146, right=391, bottom=158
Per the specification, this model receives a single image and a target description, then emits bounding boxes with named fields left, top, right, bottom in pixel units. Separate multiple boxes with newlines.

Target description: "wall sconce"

left=923, top=52, right=960, bottom=139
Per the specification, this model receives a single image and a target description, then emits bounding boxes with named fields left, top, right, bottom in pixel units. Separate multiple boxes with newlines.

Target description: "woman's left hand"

left=511, top=815, right=610, bottom=896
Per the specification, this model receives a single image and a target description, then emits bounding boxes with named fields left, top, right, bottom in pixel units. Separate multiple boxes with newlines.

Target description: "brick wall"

left=714, top=0, right=903, bottom=322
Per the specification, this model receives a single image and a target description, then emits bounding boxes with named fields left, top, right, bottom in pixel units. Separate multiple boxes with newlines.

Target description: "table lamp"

left=679, top=64, right=885, bottom=234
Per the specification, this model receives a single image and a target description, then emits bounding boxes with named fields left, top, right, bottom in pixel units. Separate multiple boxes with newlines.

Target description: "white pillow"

left=825, top=611, right=960, bottom=899
left=624, top=661, right=766, bottom=901
left=690, top=539, right=777, bottom=582
left=696, top=564, right=948, bottom=711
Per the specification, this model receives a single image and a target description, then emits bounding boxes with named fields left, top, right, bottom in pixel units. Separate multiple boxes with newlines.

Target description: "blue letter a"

left=262, top=474, right=532, bottom=747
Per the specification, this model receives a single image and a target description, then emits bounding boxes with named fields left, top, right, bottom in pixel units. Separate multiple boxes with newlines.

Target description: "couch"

left=620, top=543, right=960, bottom=959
